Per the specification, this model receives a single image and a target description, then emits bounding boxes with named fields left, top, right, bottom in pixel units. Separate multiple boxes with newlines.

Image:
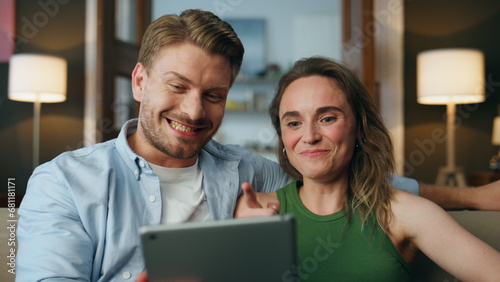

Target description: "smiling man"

left=16, top=9, right=290, bottom=281
left=129, top=42, right=231, bottom=168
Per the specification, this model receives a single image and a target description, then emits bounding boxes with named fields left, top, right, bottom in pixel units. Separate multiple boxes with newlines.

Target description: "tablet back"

left=140, top=215, right=296, bottom=282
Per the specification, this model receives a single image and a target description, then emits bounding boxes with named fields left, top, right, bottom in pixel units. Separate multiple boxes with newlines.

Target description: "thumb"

left=241, top=182, right=262, bottom=208
left=267, top=199, right=281, bottom=214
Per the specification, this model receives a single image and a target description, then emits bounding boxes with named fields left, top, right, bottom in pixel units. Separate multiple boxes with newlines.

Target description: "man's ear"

left=131, top=62, right=147, bottom=102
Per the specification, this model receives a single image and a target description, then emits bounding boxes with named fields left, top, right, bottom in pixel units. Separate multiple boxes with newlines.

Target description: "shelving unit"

left=219, top=78, right=280, bottom=160
left=226, top=78, right=279, bottom=113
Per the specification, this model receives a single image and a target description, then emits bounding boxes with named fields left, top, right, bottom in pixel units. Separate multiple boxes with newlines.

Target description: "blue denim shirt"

left=16, top=119, right=418, bottom=281
left=16, top=119, right=291, bottom=281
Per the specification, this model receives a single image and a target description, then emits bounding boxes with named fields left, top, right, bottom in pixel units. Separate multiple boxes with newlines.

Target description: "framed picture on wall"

left=225, top=18, right=266, bottom=79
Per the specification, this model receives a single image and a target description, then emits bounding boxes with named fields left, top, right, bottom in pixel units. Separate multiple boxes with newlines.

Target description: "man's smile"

left=168, top=119, right=205, bottom=133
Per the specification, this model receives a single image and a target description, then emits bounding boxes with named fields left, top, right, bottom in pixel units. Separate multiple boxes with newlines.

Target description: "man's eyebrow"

left=162, top=71, right=229, bottom=91
left=162, top=71, right=192, bottom=84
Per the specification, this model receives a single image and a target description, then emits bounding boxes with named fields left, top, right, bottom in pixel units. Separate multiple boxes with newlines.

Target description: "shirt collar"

left=115, top=119, right=150, bottom=180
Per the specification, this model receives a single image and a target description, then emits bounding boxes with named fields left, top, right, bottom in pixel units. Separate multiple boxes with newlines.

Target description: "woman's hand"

left=234, top=182, right=280, bottom=218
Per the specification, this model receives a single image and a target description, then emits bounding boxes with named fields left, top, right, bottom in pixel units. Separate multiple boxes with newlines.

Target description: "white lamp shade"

left=417, top=48, right=485, bottom=105
left=8, top=54, right=67, bottom=103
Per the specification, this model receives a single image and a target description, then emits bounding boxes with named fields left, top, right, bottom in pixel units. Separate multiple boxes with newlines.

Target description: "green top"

left=277, top=181, right=412, bottom=282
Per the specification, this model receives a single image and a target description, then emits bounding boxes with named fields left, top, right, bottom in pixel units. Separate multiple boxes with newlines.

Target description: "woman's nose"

left=302, top=123, right=321, bottom=144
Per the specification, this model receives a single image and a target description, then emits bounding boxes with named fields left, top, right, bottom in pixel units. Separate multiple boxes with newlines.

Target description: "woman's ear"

left=131, top=62, right=146, bottom=102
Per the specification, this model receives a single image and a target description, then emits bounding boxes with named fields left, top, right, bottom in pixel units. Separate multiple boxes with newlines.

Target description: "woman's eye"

left=287, top=121, right=300, bottom=128
left=322, top=116, right=337, bottom=123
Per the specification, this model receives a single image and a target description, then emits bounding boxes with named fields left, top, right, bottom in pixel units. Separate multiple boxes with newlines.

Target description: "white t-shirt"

left=149, top=160, right=210, bottom=224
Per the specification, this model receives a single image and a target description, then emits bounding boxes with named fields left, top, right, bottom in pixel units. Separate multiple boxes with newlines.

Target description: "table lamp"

left=417, top=48, right=485, bottom=187
left=491, top=115, right=500, bottom=170
left=8, top=53, right=67, bottom=169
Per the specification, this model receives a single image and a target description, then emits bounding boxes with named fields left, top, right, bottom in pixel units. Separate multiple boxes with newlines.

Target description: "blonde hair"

left=269, top=57, right=395, bottom=232
left=138, top=9, right=244, bottom=84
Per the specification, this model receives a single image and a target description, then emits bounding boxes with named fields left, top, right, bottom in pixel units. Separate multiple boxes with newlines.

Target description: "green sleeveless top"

left=277, top=181, right=412, bottom=282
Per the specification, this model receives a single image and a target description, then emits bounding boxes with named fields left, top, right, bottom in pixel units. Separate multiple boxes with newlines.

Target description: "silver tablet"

left=140, top=215, right=296, bottom=282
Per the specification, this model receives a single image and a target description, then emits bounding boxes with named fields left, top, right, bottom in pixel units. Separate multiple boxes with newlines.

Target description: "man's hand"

left=234, top=182, right=280, bottom=218
left=136, top=271, right=148, bottom=282
left=419, top=180, right=500, bottom=211
left=471, top=179, right=500, bottom=210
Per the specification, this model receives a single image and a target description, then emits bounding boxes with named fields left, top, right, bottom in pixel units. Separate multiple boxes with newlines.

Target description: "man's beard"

left=138, top=105, right=217, bottom=160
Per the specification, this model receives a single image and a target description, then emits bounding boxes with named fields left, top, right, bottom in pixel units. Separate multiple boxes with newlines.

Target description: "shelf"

left=234, top=78, right=279, bottom=84
left=226, top=109, right=267, bottom=113
left=225, top=99, right=268, bottom=113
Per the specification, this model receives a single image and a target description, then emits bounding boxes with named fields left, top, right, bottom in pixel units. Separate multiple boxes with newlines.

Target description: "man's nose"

left=180, top=92, right=206, bottom=121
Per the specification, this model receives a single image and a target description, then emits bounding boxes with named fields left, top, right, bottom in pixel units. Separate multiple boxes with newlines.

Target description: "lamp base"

left=435, top=166, right=467, bottom=187
left=490, top=154, right=500, bottom=171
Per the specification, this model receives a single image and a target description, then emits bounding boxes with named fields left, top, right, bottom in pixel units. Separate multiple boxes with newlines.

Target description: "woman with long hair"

left=240, top=57, right=500, bottom=281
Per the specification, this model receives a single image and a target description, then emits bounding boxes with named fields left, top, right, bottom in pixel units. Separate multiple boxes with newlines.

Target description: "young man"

left=16, top=9, right=290, bottom=281
left=16, top=8, right=500, bottom=282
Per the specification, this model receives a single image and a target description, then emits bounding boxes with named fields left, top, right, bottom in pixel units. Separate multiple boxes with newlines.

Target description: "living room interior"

left=1, top=0, right=500, bottom=280
left=2, top=0, right=500, bottom=196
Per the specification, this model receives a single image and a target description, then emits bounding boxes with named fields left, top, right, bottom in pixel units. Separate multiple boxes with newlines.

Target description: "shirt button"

left=139, top=160, right=145, bottom=167
left=134, top=170, right=139, bottom=177
left=149, top=195, right=156, bottom=202
left=122, top=271, right=131, bottom=279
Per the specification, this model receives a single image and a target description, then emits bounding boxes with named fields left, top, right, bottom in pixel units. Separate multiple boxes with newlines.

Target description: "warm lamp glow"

left=8, top=53, right=68, bottom=169
left=416, top=48, right=485, bottom=187
left=8, top=54, right=67, bottom=103
left=492, top=117, right=500, bottom=146
left=417, top=49, right=485, bottom=105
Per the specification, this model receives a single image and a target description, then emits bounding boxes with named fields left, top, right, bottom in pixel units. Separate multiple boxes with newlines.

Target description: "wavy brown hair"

left=269, top=57, right=395, bottom=232
left=138, top=9, right=244, bottom=85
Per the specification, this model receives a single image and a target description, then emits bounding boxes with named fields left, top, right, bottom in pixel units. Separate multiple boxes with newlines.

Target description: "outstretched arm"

left=419, top=180, right=500, bottom=211
left=393, top=191, right=500, bottom=281
left=234, top=182, right=280, bottom=218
